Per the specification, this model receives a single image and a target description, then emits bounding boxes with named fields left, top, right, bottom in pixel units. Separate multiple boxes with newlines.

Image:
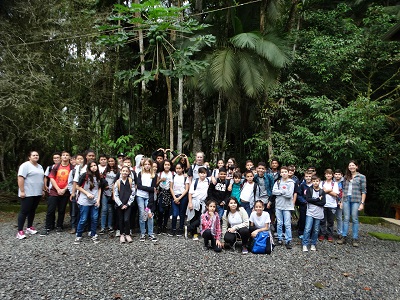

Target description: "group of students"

left=16, top=148, right=367, bottom=253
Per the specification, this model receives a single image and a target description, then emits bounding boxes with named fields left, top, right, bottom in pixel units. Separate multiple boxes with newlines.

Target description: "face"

left=89, top=162, right=98, bottom=172
left=245, top=172, right=254, bottom=183
left=257, top=165, right=266, bottom=176
left=254, top=202, right=263, bottom=214
left=99, top=157, right=107, bottom=166
left=245, top=162, right=254, bottom=170
left=76, top=155, right=84, bottom=166
left=217, top=160, right=224, bottom=168
left=152, top=162, right=158, bottom=172
left=233, top=177, right=241, bottom=183
left=70, top=157, right=76, bottom=166
left=312, top=179, right=320, bottom=188
left=117, top=157, right=124, bottom=165
left=219, top=171, right=227, bottom=181
left=175, top=165, right=183, bottom=174
left=308, top=168, right=316, bottom=175
left=143, top=161, right=151, bottom=170
left=227, top=159, right=234, bottom=166
left=270, top=161, right=279, bottom=169
left=334, top=173, right=342, bottom=181
left=196, top=153, right=204, bottom=165
left=281, top=169, right=288, bottom=179
left=228, top=199, right=238, bottom=211
left=325, top=173, right=333, bottom=180
left=198, top=172, right=207, bottom=180
left=61, top=152, right=70, bottom=162
left=348, top=162, right=357, bottom=173
left=164, top=161, right=171, bottom=171
left=207, top=202, right=216, bottom=213
left=86, top=152, right=96, bottom=161
left=29, top=152, right=39, bottom=163
left=124, top=160, right=132, bottom=167
left=156, top=156, right=164, bottom=163
left=53, top=155, right=61, bottom=164
left=288, top=169, right=294, bottom=177
left=305, top=174, right=312, bottom=183
left=121, top=167, right=130, bottom=178
left=108, top=157, right=116, bottom=166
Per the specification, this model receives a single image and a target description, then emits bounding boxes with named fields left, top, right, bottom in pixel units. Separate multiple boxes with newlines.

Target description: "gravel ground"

left=0, top=213, right=399, bottom=300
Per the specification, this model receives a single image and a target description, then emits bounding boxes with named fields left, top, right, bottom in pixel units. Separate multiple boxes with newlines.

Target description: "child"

left=302, top=175, right=326, bottom=252
left=74, top=160, right=105, bottom=244
left=297, top=171, right=313, bottom=239
left=200, top=199, right=222, bottom=252
left=228, top=171, right=242, bottom=204
left=319, top=169, right=339, bottom=242
left=272, top=166, right=295, bottom=249
left=208, top=167, right=230, bottom=219
left=245, top=160, right=254, bottom=171
left=67, top=153, right=84, bottom=234
left=221, top=197, right=250, bottom=254
left=240, top=170, right=260, bottom=217
left=157, top=160, right=174, bottom=234
left=113, top=166, right=136, bottom=243
left=333, top=169, right=344, bottom=239
left=170, top=163, right=189, bottom=236
left=211, top=159, right=225, bottom=178
left=249, top=200, right=270, bottom=238
left=136, top=158, right=158, bottom=242
left=253, top=162, right=274, bottom=210
left=186, top=167, right=209, bottom=240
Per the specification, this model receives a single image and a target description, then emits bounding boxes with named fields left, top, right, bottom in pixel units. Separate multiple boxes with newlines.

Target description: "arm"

left=50, top=178, right=66, bottom=196
left=272, top=181, right=281, bottom=196
left=18, top=176, right=25, bottom=198
left=221, top=213, right=228, bottom=243
left=281, top=181, right=294, bottom=198
left=113, top=181, right=123, bottom=207
left=96, top=187, right=102, bottom=207
left=232, top=208, right=249, bottom=231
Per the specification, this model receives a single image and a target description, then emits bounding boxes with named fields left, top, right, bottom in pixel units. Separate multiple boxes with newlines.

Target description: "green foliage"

left=107, top=135, right=143, bottom=159
left=368, top=232, right=400, bottom=242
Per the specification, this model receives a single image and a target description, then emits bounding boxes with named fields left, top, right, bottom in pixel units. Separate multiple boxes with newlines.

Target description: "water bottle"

left=143, top=207, right=150, bottom=222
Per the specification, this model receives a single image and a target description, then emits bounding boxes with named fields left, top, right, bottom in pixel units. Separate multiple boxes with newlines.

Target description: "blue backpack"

left=251, top=231, right=274, bottom=254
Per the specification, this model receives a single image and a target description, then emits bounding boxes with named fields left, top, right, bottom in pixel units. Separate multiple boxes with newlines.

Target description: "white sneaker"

left=184, top=226, right=188, bottom=239
left=91, top=235, right=100, bottom=244
left=74, top=237, right=82, bottom=245
left=16, top=231, right=26, bottom=240
left=310, top=245, right=317, bottom=251
left=25, top=227, right=38, bottom=235
left=192, top=234, right=199, bottom=241
left=115, top=230, right=121, bottom=237
left=302, top=245, right=308, bottom=252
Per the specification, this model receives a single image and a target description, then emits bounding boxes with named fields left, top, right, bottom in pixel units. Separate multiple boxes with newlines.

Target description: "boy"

left=245, top=160, right=254, bottom=171
left=117, top=153, right=125, bottom=170
left=272, top=166, right=295, bottom=249
left=254, top=162, right=274, bottom=209
left=207, top=167, right=230, bottom=219
left=267, top=158, right=280, bottom=182
left=98, top=154, right=108, bottom=175
left=67, top=153, right=84, bottom=234
left=297, top=171, right=313, bottom=239
left=318, top=169, right=339, bottom=242
left=187, top=167, right=210, bottom=240
left=44, top=152, right=61, bottom=193
left=302, top=175, right=326, bottom=252
left=240, top=170, right=260, bottom=217
left=333, top=169, right=344, bottom=239
left=187, top=151, right=211, bottom=182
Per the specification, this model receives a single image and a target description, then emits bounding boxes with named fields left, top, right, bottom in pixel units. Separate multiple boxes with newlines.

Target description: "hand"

left=161, top=177, right=167, bottom=182
left=87, top=193, right=94, bottom=199
left=228, top=228, right=236, bottom=233
left=148, top=212, right=153, bottom=219
left=95, top=201, right=100, bottom=207
left=208, top=211, right=214, bottom=217
left=57, top=188, right=64, bottom=195
left=20, top=191, right=26, bottom=198
left=220, top=201, right=225, bottom=206
left=216, top=240, right=222, bottom=248
left=188, top=203, right=193, bottom=210
left=251, top=230, right=258, bottom=238
left=211, top=177, right=217, bottom=185
left=267, top=202, right=271, bottom=209
left=122, top=205, right=127, bottom=210
left=154, top=188, right=157, bottom=193
left=358, top=203, right=364, bottom=211
left=339, top=202, right=343, bottom=209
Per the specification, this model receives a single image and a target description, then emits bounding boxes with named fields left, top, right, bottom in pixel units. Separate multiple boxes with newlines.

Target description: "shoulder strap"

left=194, top=178, right=199, bottom=190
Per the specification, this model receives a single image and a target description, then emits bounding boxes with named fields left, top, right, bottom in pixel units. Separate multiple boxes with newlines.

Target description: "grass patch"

left=368, top=232, right=400, bottom=242
left=358, top=216, right=385, bottom=225
left=0, top=204, right=47, bottom=213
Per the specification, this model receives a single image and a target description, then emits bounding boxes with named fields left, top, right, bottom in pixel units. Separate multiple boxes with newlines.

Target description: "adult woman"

left=221, top=197, right=250, bottom=254
left=17, top=151, right=45, bottom=239
left=337, top=160, right=366, bottom=247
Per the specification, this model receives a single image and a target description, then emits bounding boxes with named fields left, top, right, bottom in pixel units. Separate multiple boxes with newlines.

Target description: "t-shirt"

left=49, top=164, right=72, bottom=196
left=320, top=180, right=339, bottom=208
left=306, top=189, right=324, bottom=219
left=159, top=171, right=173, bottom=190
left=257, top=177, right=269, bottom=203
left=104, top=170, right=117, bottom=197
left=18, top=161, right=44, bottom=197
left=228, top=211, right=242, bottom=227
left=137, top=172, right=152, bottom=198
left=240, top=182, right=254, bottom=202
left=249, top=211, right=271, bottom=229
left=173, top=174, right=187, bottom=195
left=188, top=164, right=210, bottom=180
left=77, top=175, right=101, bottom=206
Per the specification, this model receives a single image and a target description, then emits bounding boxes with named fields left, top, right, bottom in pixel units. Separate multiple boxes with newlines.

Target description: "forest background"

left=0, top=0, right=399, bottom=217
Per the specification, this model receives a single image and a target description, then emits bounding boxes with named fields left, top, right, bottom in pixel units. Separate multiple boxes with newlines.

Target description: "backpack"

left=251, top=231, right=274, bottom=254
left=194, top=177, right=210, bottom=190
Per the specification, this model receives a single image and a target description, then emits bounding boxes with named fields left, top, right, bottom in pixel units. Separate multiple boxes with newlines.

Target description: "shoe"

left=56, top=227, right=62, bottom=233
left=115, top=230, right=121, bottom=237
left=125, top=235, right=133, bottom=243
left=26, top=227, right=37, bottom=235
left=192, top=234, right=199, bottom=241
left=176, top=228, right=183, bottom=237
left=302, top=245, right=308, bottom=252
left=69, top=228, right=76, bottom=234
left=74, top=237, right=82, bottom=245
left=184, top=226, right=188, bottom=239
left=242, top=246, right=249, bottom=255
left=40, top=229, right=49, bottom=236
left=318, top=235, right=324, bottom=242
left=148, top=235, right=158, bottom=242
left=99, top=228, right=106, bottom=235
left=108, top=228, right=114, bottom=233
left=120, top=235, right=126, bottom=243
left=310, top=245, right=317, bottom=251
left=203, top=246, right=209, bottom=251
left=277, top=240, right=283, bottom=246
left=285, top=241, right=293, bottom=249
left=157, top=227, right=162, bottom=235
left=352, top=239, right=359, bottom=247
left=139, top=234, right=146, bottom=242
left=299, top=235, right=303, bottom=240
left=328, top=236, right=334, bottom=242
left=337, top=237, right=346, bottom=245
left=91, top=235, right=100, bottom=244
left=162, top=226, right=167, bottom=235
left=168, top=229, right=176, bottom=237
left=16, top=230, right=26, bottom=240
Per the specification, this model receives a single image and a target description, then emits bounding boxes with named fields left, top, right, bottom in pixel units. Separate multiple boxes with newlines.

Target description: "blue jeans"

left=342, top=196, right=360, bottom=239
left=76, top=205, right=99, bottom=237
left=101, top=194, right=113, bottom=229
left=275, top=208, right=292, bottom=242
left=217, top=205, right=224, bottom=220
left=171, top=194, right=188, bottom=230
left=136, top=196, right=154, bottom=235
left=336, top=206, right=343, bottom=236
left=302, top=215, right=320, bottom=246
left=241, top=201, right=251, bottom=217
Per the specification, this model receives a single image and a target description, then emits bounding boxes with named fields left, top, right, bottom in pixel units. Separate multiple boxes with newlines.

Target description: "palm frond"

left=230, top=32, right=260, bottom=50
left=209, top=48, right=237, bottom=93
left=238, top=51, right=264, bottom=98
left=255, top=33, right=290, bottom=68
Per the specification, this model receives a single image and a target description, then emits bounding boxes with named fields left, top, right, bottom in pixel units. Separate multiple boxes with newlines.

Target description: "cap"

left=117, top=153, right=125, bottom=158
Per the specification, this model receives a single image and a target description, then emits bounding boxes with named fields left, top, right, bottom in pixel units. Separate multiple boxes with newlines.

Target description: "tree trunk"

left=177, top=76, right=184, bottom=153
left=160, top=47, right=174, bottom=151
left=193, top=91, right=203, bottom=153
left=213, top=92, right=222, bottom=163
left=221, top=110, right=229, bottom=161
left=135, top=0, right=146, bottom=94
left=260, top=0, right=268, bottom=34
left=285, top=0, right=299, bottom=33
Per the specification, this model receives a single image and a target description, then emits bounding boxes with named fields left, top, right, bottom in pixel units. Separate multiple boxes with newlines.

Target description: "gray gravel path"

left=0, top=216, right=399, bottom=300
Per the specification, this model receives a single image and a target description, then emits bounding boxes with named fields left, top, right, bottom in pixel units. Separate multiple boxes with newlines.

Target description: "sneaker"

left=285, top=241, right=293, bottom=249
left=310, top=245, right=317, bottom=251
left=139, top=234, right=146, bottom=242
left=108, top=228, right=114, bottom=234
left=125, top=235, right=133, bottom=243
left=26, top=227, right=37, bottom=235
left=99, top=228, right=106, bottom=235
left=192, top=234, right=199, bottom=241
left=162, top=226, right=168, bottom=235
left=299, top=235, right=303, bottom=240
left=176, top=228, right=183, bottom=237
left=352, top=239, right=359, bottom=247
left=115, top=230, right=121, bottom=237
left=56, top=227, right=63, bottom=233
left=91, top=235, right=100, bottom=244
left=120, top=235, right=126, bottom=244
left=74, top=237, right=82, bottom=245
left=40, top=229, right=49, bottom=236
left=337, top=237, right=346, bottom=245
left=148, top=235, right=158, bottom=242
left=157, top=227, right=162, bottom=235
left=328, top=236, right=334, bottom=242
left=184, top=226, right=188, bottom=239
left=318, top=235, right=324, bottom=242
left=69, top=228, right=76, bottom=234
left=168, top=229, right=176, bottom=237
left=16, top=230, right=26, bottom=240
left=302, top=245, right=308, bottom=252
left=242, top=246, right=249, bottom=255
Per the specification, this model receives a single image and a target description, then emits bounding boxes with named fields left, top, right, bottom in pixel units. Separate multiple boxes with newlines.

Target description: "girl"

left=136, top=158, right=158, bottom=242
left=228, top=172, right=243, bottom=204
left=338, top=161, right=367, bottom=247
left=221, top=197, right=250, bottom=255
left=100, top=156, right=118, bottom=234
left=211, top=159, right=225, bottom=179
left=226, top=157, right=237, bottom=180
left=16, top=151, right=45, bottom=239
left=201, top=199, right=222, bottom=252
left=113, top=166, right=136, bottom=243
left=157, top=160, right=174, bottom=234
left=170, top=162, right=189, bottom=236
left=249, top=200, right=270, bottom=239
left=74, top=160, right=105, bottom=244
left=172, top=153, right=190, bottom=173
